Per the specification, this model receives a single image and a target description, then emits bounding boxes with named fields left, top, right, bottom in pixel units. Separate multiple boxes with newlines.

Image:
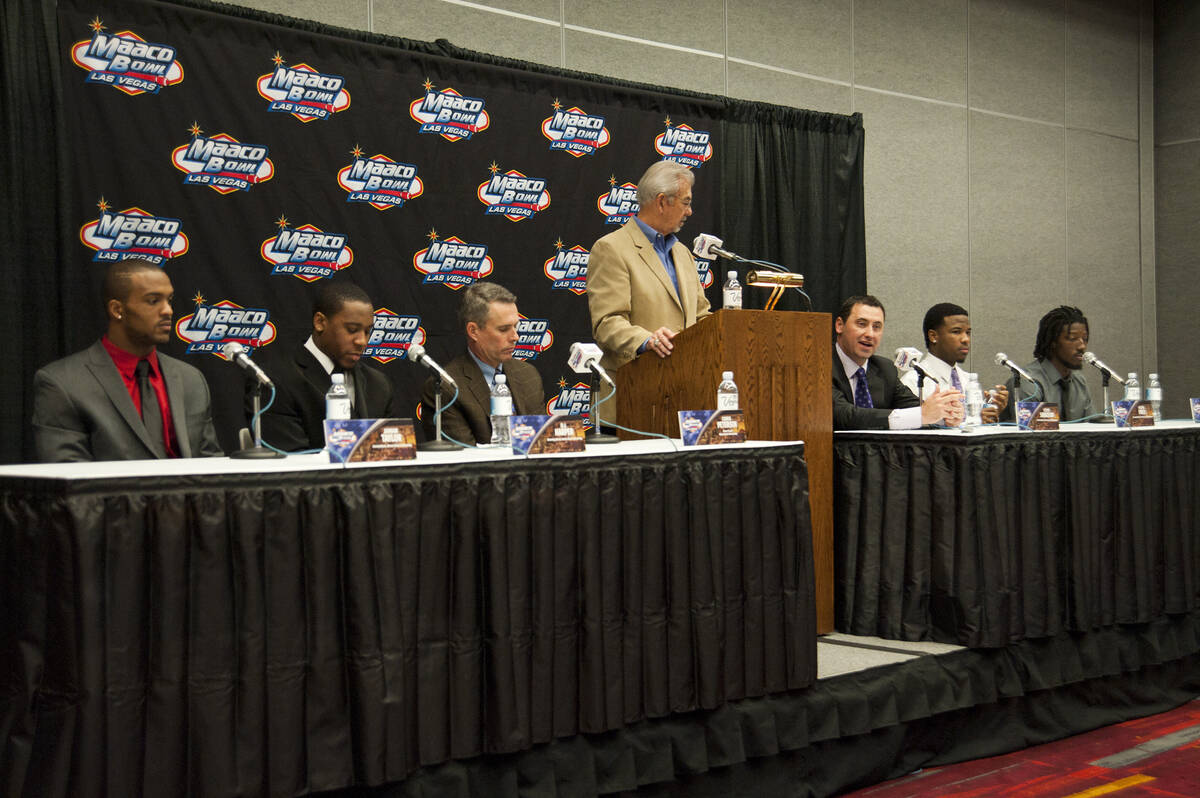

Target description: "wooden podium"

left=614, top=309, right=834, bottom=633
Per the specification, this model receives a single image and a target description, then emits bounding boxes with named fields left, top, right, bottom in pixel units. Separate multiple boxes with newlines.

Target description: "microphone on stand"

left=1082, top=352, right=1126, bottom=384
left=993, top=352, right=1035, bottom=384
left=568, top=342, right=615, bottom=387
left=222, top=342, right=272, bottom=386
left=407, top=343, right=458, bottom=389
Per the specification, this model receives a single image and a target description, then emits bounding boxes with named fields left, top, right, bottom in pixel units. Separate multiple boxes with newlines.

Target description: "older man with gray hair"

left=419, top=281, right=545, bottom=445
left=586, top=161, right=711, bottom=420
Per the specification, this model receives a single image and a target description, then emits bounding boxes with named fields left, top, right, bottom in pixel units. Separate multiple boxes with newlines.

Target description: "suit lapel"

left=86, top=342, right=158, bottom=457
left=349, top=366, right=368, bottom=417
left=625, top=221, right=683, bottom=313
left=672, top=240, right=694, bottom=319
left=159, top=355, right=190, bottom=456
left=868, top=360, right=888, bottom=407
left=464, top=358, right=490, bottom=417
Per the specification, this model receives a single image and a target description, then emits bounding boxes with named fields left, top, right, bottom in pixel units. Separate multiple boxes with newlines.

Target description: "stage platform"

left=345, top=611, right=1200, bottom=798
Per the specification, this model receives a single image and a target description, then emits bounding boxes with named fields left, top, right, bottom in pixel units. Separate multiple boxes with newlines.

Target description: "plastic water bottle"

left=722, top=270, right=742, bottom=310
left=325, top=372, right=351, bottom=420
left=717, top=371, right=739, bottom=411
left=1124, top=372, right=1140, bottom=402
left=963, top=372, right=984, bottom=431
left=1146, top=373, right=1162, bottom=421
left=489, top=373, right=512, bottom=447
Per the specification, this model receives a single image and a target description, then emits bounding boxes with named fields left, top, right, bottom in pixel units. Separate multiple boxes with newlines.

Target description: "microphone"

left=568, top=342, right=615, bottom=387
left=893, top=346, right=926, bottom=377
left=1082, top=352, right=1126, bottom=385
left=692, top=233, right=739, bottom=261
left=222, top=342, right=272, bottom=386
left=407, top=343, right=458, bottom=389
left=993, top=352, right=1035, bottom=384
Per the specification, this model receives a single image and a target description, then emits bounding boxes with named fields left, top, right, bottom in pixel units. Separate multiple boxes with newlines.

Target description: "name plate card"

left=324, top=418, right=418, bottom=463
left=510, top=415, right=587, bottom=455
left=1191, top=398, right=1200, bottom=422
left=678, top=410, right=747, bottom=446
left=1017, top=401, right=1060, bottom=431
left=1112, top=400, right=1155, bottom=428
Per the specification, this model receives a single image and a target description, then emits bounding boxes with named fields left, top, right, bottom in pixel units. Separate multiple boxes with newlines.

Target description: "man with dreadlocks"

left=1001, top=305, right=1093, bottom=421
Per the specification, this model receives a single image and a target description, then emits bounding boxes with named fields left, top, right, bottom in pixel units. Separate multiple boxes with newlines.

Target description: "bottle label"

left=491, top=396, right=513, bottom=416
left=723, top=287, right=742, bottom=309
left=1147, top=387, right=1162, bottom=401
left=717, top=392, right=738, bottom=411
left=325, top=397, right=351, bottom=421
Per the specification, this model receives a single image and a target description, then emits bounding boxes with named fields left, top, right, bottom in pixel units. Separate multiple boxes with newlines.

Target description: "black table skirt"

left=835, top=428, right=1200, bottom=648
left=0, top=445, right=815, bottom=797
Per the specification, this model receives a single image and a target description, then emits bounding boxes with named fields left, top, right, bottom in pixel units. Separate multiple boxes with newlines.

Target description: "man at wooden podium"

left=586, top=160, right=711, bottom=420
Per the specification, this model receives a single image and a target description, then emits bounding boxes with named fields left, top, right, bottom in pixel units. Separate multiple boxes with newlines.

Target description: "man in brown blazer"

left=420, top=281, right=544, bottom=445
left=586, top=161, right=712, bottom=420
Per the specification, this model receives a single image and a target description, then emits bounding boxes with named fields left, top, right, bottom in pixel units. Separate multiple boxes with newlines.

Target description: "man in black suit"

left=247, top=280, right=399, bottom=451
left=32, top=258, right=223, bottom=462
left=420, top=281, right=544, bottom=445
left=832, top=295, right=963, bottom=430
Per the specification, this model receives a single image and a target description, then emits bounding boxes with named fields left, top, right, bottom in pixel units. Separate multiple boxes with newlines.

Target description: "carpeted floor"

left=842, top=698, right=1200, bottom=797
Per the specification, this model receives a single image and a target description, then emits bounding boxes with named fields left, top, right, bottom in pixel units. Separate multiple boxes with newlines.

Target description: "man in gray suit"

left=32, top=258, right=222, bottom=462
left=420, top=281, right=544, bottom=445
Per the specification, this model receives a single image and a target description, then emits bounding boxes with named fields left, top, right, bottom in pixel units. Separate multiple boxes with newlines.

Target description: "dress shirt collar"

left=467, top=348, right=498, bottom=387
left=917, top=352, right=962, bottom=387
left=304, top=335, right=336, bottom=375
left=101, top=334, right=160, bottom=378
left=633, top=216, right=678, bottom=258
left=835, top=342, right=867, bottom=382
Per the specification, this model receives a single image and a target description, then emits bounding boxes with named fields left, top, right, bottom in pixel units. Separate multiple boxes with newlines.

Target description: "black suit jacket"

left=832, top=351, right=921, bottom=430
left=246, top=343, right=400, bottom=452
left=420, top=353, right=545, bottom=445
left=32, top=340, right=223, bottom=462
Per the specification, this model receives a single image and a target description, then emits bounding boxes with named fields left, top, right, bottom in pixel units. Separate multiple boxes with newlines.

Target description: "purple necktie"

left=950, top=368, right=962, bottom=392
left=854, top=367, right=874, bottom=408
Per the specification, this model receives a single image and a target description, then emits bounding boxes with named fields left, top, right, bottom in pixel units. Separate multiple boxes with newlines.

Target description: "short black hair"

left=922, top=302, right=969, bottom=349
left=313, top=280, right=372, bottom=318
left=1033, top=305, right=1088, bottom=360
left=836, top=294, right=885, bottom=324
left=102, top=257, right=161, bottom=307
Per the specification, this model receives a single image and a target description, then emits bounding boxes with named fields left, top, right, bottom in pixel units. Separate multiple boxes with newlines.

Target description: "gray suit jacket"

left=32, top=340, right=223, bottom=462
left=420, top=353, right=545, bottom=445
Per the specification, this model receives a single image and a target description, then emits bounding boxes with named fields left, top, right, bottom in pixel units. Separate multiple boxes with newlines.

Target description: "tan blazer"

left=586, top=219, right=711, bottom=372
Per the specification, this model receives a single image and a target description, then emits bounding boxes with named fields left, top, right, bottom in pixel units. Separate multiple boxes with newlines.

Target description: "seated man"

left=247, top=280, right=399, bottom=451
left=832, top=295, right=963, bottom=431
left=32, top=258, right=222, bottom=462
left=900, top=302, right=1009, bottom=423
left=420, top=281, right=544, bottom=445
left=1001, top=305, right=1093, bottom=421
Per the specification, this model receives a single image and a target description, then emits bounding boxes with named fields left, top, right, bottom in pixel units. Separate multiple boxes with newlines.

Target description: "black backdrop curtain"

left=2, top=0, right=865, bottom=464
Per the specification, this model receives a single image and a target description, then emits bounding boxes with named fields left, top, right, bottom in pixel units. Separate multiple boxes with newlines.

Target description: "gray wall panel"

left=1154, top=0, right=1200, bottom=143
left=563, top=30, right=726, bottom=95
left=1154, top=141, right=1200, bottom=419
left=726, top=63, right=851, bottom=113
left=969, top=0, right=1066, bottom=124
left=564, top=0, right=726, bottom=53
left=374, top=2, right=562, bottom=67
left=1066, top=0, right=1140, bottom=140
left=853, top=0, right=968, bottom=103
left=727, top=0, right=852, bottom=80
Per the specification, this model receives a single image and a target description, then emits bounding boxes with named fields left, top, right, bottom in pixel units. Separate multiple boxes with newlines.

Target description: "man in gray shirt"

left=1002, top=305, right=1094, bottom=421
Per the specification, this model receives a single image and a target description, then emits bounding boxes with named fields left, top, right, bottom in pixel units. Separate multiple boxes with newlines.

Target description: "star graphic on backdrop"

left=609, top=175, right=617, bottom=186
left=89, top=16, right=105, bottom=32
left=551, top=98, right=562, bottom=111
left=192, top=292, right=206, bottom=307
left=188, top=121, right=202, bottom=137
left=488, top=161, right=500, bottom=175
left=558, top=377, right=567, bottom=389
left=350, top=144, right=363, bottom=158
left=271, top=51, right=285, bottom=67
left=663, top=116, right=672, bottom=127
left=275, top=214, right=289, bottom=229
left=422, top=77, right=434, bottom=92
left=554, top=237, right=564, bottom=250
left=427, top=229, right=439, bottom=242
left=96, top=197, right=110, bottom=212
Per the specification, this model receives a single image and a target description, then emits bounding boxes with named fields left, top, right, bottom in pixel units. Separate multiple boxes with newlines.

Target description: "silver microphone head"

left=222, top=341, right=246, bottom=358
left=407, top=343, right=426, bottom=361
left=1082, top=352, right=1097, bottom=366
left=993, top=352, right=1009, bottom=367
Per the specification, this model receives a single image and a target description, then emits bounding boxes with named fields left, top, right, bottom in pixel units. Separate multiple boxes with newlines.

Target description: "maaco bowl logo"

left=543, top=240, right=588, bottom=295
left=409, top=81, right=490, bottom=142
left=547, top=379, right=593, bottom=423
left=171, top=127, right=275, bottom=194
left=79, top=201, right=189, bottom=266
left=477, top=164, right=550, bottom=221
left=541, top=100, right=610, bottom=157
left=175, top=297, right=277, bottom=356
left=596, top=177, right=639, bottom=225
left=365, top=309, right=426, bottom=364
left=338, top=148, right=424, bottom=211
left=514, top=316, right=553, bottom=361
left=654, top=120, right=714, bottom=168
left=695, top=252, right=715, bottom=289
left=71, top=19, right=183, bottom=96
left=261, top=219, right=353, bottom=282
left=257, top=56, right=350, bottom=122
left=413, top=231, right=494, bottom=290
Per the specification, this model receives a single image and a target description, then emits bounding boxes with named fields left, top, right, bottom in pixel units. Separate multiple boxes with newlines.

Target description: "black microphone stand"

left=419, top=374, right=463, bottom=451
left=232, top=383, right=285, bottom=459
left=585, top=368, right=619, bottom=444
